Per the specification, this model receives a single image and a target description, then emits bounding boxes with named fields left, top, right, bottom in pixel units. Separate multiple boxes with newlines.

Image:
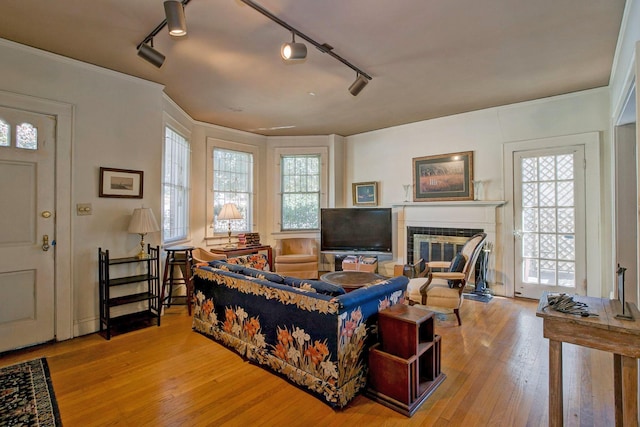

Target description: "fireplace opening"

left=406, top=226, right=489, bottom=294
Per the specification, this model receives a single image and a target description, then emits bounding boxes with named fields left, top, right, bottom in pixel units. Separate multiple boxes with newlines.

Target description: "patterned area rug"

left=0, top=358, right=62, bottom=426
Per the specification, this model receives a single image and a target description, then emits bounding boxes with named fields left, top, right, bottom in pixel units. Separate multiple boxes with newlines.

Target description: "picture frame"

left=352, top=181, right=378, bottom=206
left=99, top=167, right=144, bottom=198
left=412, top=151, right=473, bottom=201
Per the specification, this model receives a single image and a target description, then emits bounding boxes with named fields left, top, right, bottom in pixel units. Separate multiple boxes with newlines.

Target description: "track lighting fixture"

left=240, top=0, right=372, bottom=93
left=136, top=0, right=191, bottom=68
left=137, top=41, right=166, bottom=68
left=281, top=33, right=307, bottom=60
left=348, top=73, right=369, bottom=96
left=164, top=0, right=187, bottom=37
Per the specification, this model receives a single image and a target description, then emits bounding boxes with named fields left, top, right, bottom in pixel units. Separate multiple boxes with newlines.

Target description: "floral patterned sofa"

left=192, top=260, right=408, bottom=408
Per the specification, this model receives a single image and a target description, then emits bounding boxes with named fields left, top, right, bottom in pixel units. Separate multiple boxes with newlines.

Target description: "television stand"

left=320, top=251, right=393, bottom=272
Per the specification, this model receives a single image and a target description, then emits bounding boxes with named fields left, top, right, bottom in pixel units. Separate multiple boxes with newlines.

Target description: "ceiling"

left=0, top=0, right=626, bottom=136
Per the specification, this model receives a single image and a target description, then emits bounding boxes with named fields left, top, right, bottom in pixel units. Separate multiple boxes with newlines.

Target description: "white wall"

left=0, top=39, right=168, bottom=335
left=346, top=88, right=612, bottom=297
left=187, top=120, right=267, bottom=250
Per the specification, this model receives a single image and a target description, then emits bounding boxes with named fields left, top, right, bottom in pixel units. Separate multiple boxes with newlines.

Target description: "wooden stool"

left=160, top=245, right=195, bottom=315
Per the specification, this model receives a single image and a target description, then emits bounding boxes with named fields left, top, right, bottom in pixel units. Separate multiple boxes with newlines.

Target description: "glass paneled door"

left=513, top=146, right=586, bottom=299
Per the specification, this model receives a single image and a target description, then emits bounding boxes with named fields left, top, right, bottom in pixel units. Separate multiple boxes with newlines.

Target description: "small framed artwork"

left=412, top=151, right=473, bottom=201
left=99, top=167, right=144, bottom=198
left=352, top=181, right=378, bottom=206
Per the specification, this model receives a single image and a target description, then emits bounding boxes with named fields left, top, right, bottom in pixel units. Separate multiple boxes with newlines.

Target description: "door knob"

left=42, top=235, right=50, bottom=251
left=42, top=211, right=52, bottom=218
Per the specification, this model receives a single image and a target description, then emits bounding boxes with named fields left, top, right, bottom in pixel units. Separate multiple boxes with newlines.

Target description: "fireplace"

left=393, top=201, right=505, bottom=294
left=407, top=226, right=483, bottom=265
left=406, top=226, right=487, bottom=292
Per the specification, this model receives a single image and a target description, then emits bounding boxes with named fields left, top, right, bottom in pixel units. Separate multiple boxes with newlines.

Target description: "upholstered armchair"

left=406, top=233, right=487, bottom=325
left=192, top=247, right=226, bottom=266
left=274, top=238, right=319, bottom=279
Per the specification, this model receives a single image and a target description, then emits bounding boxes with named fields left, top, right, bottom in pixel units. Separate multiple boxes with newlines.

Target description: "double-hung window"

left=162, top=125, right=190, bottom=242
left=280, top=154, right=321, bottom=230
left=212, top=147, right=253, bottom=233
left=275, top=147, right=327, bottom=232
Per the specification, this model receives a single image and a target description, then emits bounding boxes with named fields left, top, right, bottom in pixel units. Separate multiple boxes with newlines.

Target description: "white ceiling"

left=0, top=0, right=626, bottom=136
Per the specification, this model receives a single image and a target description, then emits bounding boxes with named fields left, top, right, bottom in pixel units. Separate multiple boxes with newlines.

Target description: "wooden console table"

left=536, top=292, right=640, bottom=426
left=210, top=244, right=273, bottom=270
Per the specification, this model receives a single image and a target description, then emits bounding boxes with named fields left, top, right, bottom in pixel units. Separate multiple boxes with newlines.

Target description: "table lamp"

left=128, top=207, right=160, bottom=258
left=218, top=203, right=243, bottom=248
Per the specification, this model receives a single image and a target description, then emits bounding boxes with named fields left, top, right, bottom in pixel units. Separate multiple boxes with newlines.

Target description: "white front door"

left=0, top=106, right=56, bottom=352
left=513, top=146, right=586, bottom=299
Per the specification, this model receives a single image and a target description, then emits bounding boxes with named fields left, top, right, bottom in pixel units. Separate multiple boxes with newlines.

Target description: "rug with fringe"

left=0, top=358, right=62, bottom=426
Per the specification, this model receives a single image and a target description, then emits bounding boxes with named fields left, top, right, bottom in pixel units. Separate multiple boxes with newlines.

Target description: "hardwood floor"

left=0, top=297, right=615, bottom=426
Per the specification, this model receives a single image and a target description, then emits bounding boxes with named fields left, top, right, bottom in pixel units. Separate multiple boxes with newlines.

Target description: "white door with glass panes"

left=0, top=106, right=56, bottom=352
left=513, top=146, right=586, bottom=299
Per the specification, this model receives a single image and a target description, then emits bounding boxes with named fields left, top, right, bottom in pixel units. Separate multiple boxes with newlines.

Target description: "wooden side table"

left=536, top=292, right=640, bottom=426
left=367, top=304, right=445, bottom=416
left=209, top=244, right=273, bottom=270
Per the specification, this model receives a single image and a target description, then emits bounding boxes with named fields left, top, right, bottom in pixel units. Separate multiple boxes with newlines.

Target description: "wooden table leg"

left=614, top=354, right=623, bottom=427
left=621, top=355, right=638, bottom=427
left=549, top=339, right=563, bottom=427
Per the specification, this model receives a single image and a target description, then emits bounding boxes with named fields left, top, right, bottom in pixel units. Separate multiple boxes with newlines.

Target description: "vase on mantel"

left=402, top=184, right=411, bottom=202
left=472, top=180, right=483, bottom=201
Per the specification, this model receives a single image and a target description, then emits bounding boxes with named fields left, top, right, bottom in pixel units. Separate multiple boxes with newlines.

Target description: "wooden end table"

left=367, top=304, right=445, bottom=416
left=536, top=292, right=640, bottom=426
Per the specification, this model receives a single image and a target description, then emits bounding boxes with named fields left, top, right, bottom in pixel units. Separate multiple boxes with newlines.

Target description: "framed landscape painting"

left=99, top=167, right=144, bottom=198
left=412, top=151, right=473, bottom=201
left=352, top=181, right=378, bottom=206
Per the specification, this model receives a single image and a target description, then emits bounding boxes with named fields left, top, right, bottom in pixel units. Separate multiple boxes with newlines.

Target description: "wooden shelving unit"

left=98, top=245, right=160, bottom=340
left=367, top=304, right=445, bottom=416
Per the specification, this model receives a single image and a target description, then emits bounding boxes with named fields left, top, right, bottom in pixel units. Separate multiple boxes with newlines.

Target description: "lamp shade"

left=218, top=203, right=243, bottom=221
left=128, top=208, right=160, bottom=234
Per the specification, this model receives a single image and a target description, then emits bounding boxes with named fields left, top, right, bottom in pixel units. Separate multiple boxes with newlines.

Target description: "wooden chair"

left=274, top=238, right=319, bottom=279
left=406, top=233, right=487, bottom=325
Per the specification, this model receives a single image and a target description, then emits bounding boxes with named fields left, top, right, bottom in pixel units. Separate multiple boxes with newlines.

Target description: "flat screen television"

left=320, top=208, right=392, bottom=253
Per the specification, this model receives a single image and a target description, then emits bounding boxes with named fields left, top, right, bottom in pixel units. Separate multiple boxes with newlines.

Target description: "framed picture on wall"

left=412, top=151, right=473, bottom=201
left=352, top=181, right=378, bottom=206
left=99, top=167, right=144, bottom=198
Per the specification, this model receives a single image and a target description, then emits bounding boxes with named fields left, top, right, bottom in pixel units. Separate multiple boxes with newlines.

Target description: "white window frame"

left=206, top=138, right=259, bottom=239
left=162, top=119, right=191, bottom=243
left=274, top=147, right=328, bottom=233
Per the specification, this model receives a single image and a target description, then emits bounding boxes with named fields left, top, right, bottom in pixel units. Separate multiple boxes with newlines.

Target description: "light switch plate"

left=77, top=203, right=92, bottom=216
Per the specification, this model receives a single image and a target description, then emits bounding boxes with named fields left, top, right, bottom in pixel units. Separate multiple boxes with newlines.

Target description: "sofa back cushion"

left=241, top=266, right=286, bottom=283
left=208, top=260, right=245, bottom=273
left=225, top=254, right=270, bottom=271
left=283, top=276, right=346, bottom=296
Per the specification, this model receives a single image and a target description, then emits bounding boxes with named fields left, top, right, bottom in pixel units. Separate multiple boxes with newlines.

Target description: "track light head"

left=281, top=42, right=307, bottom=60
left=137, top=42, right=166, bottom=68
left=348, top=74, right=369, bottom=96
left=281, top=33, right=307, bottom=60
left=164, top=0, right=187, bottom=36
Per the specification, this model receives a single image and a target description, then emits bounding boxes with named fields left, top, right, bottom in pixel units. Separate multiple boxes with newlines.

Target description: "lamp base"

left=223, top=243, right=237, bottom=249
left=136, top=234, right=149, bottom=259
